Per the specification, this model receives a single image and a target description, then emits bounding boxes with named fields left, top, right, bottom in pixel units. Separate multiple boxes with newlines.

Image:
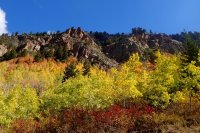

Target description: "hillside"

left=0, top=27, right=191, bottom=67
left=0, top=28, right=200, bottom=132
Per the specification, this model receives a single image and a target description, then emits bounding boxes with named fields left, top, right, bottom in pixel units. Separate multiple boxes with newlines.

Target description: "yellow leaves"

left=152, top=52, right=181, bottom=86
left=1, top=50, right=200, bottom=125
left=155, top=50, right=162, bottom=59
left=44, top=59, right=144, bottom=110
left=111, top=59, right=143, bottom=101
left=76, top=63, right=84, bottom=72
left=160, top=91, right=170, bottom=105
left=90, top=66, right=107, bottom=77
left=171, top=91, right=188, bottom=103
left=142, top=52, right=182, bottom=107
left=0, top=60, right=65, bottom=93
left=0, top=86, right=39, bottom=125
left=0, top=62, right=8, bottom=87
left=126, top=53, right=141, bottom=66
left=50, top=70, right=115, bottom=110
left=124, top=53, right=143, bottom=73
left=182, top=60, right=200, bottom=91
left=186, top=61, right=200, bottom=76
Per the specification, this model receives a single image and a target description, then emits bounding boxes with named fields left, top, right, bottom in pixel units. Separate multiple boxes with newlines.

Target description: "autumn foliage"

left=0, top=51, right=200, bottom=132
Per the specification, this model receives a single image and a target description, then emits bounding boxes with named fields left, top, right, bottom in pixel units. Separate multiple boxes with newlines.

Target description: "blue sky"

left=0, top=0, right=200, bottom=34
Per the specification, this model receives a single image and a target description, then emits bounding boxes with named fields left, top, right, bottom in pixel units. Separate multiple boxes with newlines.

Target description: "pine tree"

left=83, top=60, right=91, bottom=75
left=182, top=35, right=199, bottom=66
left=62, top=62, right=79, bottom=82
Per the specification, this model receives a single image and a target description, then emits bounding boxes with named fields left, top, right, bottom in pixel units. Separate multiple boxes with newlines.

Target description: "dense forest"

left=0, top=28, right=200, bottom=132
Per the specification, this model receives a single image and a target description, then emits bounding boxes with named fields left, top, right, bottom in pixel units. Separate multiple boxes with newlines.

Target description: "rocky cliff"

left=103, top=33, right=183, bottom=62
left=0, top=27, right=185, bottom=67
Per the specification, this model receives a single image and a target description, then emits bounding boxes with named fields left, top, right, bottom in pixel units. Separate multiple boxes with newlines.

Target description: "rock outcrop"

left=48, top=27, right=118, bottom=68
left=103, top=33, right=183, bottom=62
left=13, top=27, right=118, bottom=68
left=0, top=45, right=7, bottom=56
left=0, top=27, right=185, bottom=67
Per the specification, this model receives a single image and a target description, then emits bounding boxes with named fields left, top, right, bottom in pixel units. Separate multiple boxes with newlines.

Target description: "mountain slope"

left=102, top=33, right=183, bottom=62
left=0, top=27, right=188, bottom=67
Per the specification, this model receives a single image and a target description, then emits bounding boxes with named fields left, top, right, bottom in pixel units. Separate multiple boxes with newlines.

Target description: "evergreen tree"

left=19, top=49, right=28, bottom=57
left=182, top=35, right=199, bottom=66
left=62, top=62, right=79, bottom=83
left=180, top=36, right=200, bottom=111
left=62, top=45, right=68, bottom=61
left=55, top=45, right=64, bottom=61
left=83, top=60, right=91, bottom=75
left=34, top=53, right=43, bottom=62
left=3, top=49, right=17, bottom=60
